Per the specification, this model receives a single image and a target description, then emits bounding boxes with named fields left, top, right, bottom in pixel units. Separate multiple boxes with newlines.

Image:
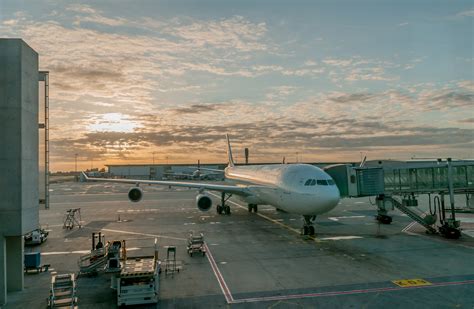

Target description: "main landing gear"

left=248, top=204, right=258, bottom=213
left=216, top=192, right=232, bottom=215
left=301, top=215, right=316, bottom=236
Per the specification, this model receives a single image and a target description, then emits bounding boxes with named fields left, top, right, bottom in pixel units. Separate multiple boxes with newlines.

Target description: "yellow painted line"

left=392, top=278, right=432, bottom=287
left=208, top=193, right=321, bottom=243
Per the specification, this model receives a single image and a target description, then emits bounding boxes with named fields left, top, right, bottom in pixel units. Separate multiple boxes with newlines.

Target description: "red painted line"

left=204, top=243, right=234, bottom=303
left=230, top=279, right=474, bottom=304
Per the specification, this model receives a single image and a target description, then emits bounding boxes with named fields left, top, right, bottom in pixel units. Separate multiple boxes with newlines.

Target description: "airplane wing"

left=187, top=167, right=224, bottom=173
left=82, top=172, right=251, bottom=195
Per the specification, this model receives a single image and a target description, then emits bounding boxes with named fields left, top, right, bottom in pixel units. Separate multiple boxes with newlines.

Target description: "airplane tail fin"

left=226, top=134, right=235, bottom=167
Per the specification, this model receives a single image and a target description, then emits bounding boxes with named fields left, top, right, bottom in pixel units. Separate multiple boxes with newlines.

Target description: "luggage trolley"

left=186, top=232, right=206, bottom=257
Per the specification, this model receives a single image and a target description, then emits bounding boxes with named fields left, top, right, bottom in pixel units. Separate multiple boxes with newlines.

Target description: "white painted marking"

left=459, top=217, right=474, bottom=223
left=355, top=201, right=365, bottom=204
left=184, top=222, right=196, bottom=225
left=328, top=215, right=365, bottom=221
left=461, top=230, right=474, bottom=238
left=220, top=262, right=227, bottom=265
left=319, top=236, right=363, bottom=241
left=41, top=252, right=71, bottom=255
left=402, top=221, right=418, bottom=233
left=42, top=247, right=141, bottom=255
left=204, top=244, right=234, bottom=303
left=84, top=227, right=187, bottom=241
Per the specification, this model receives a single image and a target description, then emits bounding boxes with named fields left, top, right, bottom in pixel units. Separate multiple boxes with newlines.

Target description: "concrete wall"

left=0, top=39, right=39, bottom=236
left=0, top=38, right=39, bottom=305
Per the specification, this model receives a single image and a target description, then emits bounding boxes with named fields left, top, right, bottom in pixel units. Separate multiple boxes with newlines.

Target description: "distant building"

left=106, top=163, right=226, bottom=180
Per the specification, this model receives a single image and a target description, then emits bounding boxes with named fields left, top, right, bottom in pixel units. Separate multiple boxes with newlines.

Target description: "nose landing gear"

left=301, top=215, right=316, bottom=236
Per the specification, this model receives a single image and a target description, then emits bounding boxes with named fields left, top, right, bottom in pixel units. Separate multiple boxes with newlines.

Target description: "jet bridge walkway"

left=325, top=160, right=474, bottom=239
left=383, top=161, right=474, bottom=196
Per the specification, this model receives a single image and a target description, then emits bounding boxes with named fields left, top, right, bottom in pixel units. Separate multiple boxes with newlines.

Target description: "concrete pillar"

left=0, top=237, right=6, bottom=306
left=6, top=236, right=24, bottom=292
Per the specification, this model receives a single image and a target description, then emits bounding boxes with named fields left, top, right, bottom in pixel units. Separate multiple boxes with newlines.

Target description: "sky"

left=1, top=0, right=473, bottom=171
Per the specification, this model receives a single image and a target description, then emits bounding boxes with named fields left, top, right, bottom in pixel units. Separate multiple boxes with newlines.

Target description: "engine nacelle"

left=196, top=194, right=212, bottom=212
left=128, top=187, right=143, bottom=202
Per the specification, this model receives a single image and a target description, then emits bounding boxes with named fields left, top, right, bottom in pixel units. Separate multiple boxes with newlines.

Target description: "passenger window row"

left=304, top=179, right=336, bottom=186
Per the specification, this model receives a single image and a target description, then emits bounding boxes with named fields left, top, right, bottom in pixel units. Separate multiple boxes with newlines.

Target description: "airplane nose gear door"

left=302, top=215, right=316, bottom=236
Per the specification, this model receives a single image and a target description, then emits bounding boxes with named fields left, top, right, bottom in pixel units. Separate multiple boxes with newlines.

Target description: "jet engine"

left=196, top=193, right=212, bottom=211
left=128, top=187, right=143, bottom=202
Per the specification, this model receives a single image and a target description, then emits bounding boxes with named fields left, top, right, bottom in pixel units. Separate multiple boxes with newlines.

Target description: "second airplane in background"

left=83, top=134, right=340, bottom=236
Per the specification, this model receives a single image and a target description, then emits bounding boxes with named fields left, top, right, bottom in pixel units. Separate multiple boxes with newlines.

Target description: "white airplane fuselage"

left=224, top=163, right=340, bottom=215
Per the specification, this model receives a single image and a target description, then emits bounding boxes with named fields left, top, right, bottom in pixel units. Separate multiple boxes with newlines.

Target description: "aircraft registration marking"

left=392, top=279, right=432, bottom=287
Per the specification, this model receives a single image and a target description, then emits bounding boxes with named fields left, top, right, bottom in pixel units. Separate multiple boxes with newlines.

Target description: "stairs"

left=78, top=248, right=107, bottom=275
left=48, top=274, right=78, bottom=308
left=389, top=196, right=438, bottom=234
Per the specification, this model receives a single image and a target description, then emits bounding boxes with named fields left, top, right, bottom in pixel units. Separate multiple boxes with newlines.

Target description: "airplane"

left=82, top=134, right=340, bottom=236
left=163, top=160, right=223, bottom=180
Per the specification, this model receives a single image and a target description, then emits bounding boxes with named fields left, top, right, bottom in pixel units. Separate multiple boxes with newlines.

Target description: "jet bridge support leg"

left=375, top=195, right=393, bottom=224
left=216, top=192, right=231, bottom=215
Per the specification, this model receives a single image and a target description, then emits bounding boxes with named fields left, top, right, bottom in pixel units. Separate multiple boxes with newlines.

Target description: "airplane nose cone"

left=327, top=188, right=340, bottom=208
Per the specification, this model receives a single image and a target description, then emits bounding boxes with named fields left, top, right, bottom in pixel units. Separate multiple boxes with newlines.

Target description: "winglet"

left=81, top=171, right=89, bottom=181
left=225, top=134, right=235, bottom=167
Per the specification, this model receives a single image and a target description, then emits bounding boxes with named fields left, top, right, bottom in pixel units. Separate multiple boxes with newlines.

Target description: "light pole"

left=74, top=153, right=78, bottom=173
left=152, top=152, right=156, bottom=165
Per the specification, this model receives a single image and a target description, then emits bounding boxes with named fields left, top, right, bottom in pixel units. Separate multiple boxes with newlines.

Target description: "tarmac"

left=4, top=181, right=474, bottom=308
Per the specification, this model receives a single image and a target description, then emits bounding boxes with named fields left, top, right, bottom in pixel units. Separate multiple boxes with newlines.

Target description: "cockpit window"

left=317, top=179, right=328, bottom=186
left=306, top=178, right=333, bottom=186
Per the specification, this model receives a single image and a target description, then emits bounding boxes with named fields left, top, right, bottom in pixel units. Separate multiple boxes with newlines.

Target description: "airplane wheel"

left=302, top=226, right=309, bottom=235
left=248, top=205, right=252, bottom=212
left=254, top=205, right=258, bottom=213
left=224, top=205, right=231, bottom=215
left=217, top=205, right=223, bottom=214
left=308, top=226, right=315, bottom=236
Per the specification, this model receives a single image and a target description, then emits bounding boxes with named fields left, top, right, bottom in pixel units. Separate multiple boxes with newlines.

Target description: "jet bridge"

left=325, top=159, right=474, bottom=239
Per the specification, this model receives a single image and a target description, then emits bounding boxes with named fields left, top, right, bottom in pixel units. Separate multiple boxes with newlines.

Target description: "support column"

left=0, top=236, right=6, bottom=306
left=6, top=236, right=24, bottom=292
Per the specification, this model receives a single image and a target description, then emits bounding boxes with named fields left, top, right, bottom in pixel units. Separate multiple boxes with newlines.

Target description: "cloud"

left=456, top=10, right=474, bottom=18
left=170, top=103, right=222, bottom=115
left=459, top=118, right=474, bottom=124
left=328, top=93, right=376, bottom=104
left=66, top=4, right=97, bottom=14
left=322, top=57, right=399, bottom=82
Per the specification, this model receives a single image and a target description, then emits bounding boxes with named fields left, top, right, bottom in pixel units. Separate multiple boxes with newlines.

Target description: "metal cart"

left=186, top=232, right=206, bottom=257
